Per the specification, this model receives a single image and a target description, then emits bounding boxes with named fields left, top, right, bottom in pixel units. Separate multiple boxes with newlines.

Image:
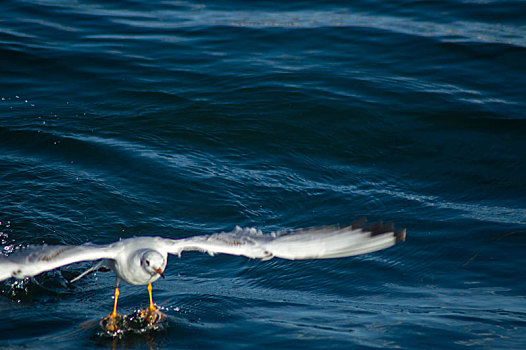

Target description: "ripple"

left=1, top=0, right=525, bottom=348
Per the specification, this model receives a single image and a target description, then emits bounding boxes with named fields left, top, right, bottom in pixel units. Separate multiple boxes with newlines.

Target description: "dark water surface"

left=1, top=0, right=525, bottom=348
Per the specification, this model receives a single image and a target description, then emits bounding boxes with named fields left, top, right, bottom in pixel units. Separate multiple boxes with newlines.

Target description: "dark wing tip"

left=365, top=221, right=395, bottom=237
left=395, top=228, right=406, bottom=243
left=359, top=219, right=406, bottom=243
left=351, top=217, right=368, bottom=230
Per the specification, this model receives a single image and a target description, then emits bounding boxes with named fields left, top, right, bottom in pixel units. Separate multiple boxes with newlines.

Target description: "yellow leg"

left=103, top=281, right=122, bottom=332
left=147, top=282, right=156, bottom=311
left=111, top=285, right=120, bottom=317
left=140, top=282, right=166, bottom=324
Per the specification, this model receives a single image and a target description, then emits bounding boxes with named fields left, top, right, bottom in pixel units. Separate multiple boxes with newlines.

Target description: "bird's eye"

left=145, top=260, right=150, bottom=266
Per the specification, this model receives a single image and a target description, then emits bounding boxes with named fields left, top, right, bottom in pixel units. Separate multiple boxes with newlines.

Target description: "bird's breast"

left=110, top=257, right=160, bottom=286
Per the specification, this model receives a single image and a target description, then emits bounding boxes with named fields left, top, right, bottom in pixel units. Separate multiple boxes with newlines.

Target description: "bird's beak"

left=155, top=268, right=165, bottom=279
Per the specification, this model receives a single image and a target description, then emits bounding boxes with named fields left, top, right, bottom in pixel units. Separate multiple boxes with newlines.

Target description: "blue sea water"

left=1, top=0, right=525, bottom=348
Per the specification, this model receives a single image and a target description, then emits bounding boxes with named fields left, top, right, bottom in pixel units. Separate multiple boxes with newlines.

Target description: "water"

left=1, top=0, right=525, bottom=348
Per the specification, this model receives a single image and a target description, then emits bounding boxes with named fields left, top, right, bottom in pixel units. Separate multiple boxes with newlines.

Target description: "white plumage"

left=0, top=220, right=405, bottom=331
left=0, top=221, right=405, bottom=284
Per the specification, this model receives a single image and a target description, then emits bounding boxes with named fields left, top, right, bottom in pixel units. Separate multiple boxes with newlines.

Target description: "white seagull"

left=0, top=220, right=405, bottom=331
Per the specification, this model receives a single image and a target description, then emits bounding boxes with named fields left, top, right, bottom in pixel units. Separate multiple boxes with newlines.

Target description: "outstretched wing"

left=163, top=220, right=406, bottom=261
left=0, top=243, right=120, bottom=281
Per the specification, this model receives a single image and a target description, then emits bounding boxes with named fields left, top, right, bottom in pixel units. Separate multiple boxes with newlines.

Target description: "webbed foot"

left=140, top=306, right=166, bottom=325
left=101, top=313, right=123, bottom=332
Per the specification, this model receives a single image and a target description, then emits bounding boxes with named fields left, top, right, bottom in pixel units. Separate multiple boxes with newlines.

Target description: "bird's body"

left=0, top=221, right=405, bottom=332
left=107, top=237, right=168, bottom=285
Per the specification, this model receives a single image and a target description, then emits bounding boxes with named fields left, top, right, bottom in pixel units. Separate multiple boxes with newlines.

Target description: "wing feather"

left=164, top=222, right=405, bottom=261
left=0, top=221, right=406, bottom=282
left=0, top=243, right=120, bottom=281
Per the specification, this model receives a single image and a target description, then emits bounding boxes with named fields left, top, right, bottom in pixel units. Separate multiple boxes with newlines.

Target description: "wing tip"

left=395, top=228, right=406, bottom=243
left=351, top=217, right=368, bottom=230
left=355, top=217, right=406, bottom=243
left=364, top=220, right=394, bottom=236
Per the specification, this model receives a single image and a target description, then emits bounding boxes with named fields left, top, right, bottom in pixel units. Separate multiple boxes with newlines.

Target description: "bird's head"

left=140, top=250, right=166, bottom=279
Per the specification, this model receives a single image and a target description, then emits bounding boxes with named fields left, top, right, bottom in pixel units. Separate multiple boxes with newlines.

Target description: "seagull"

left=0, top=220, right=405, bottom=331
